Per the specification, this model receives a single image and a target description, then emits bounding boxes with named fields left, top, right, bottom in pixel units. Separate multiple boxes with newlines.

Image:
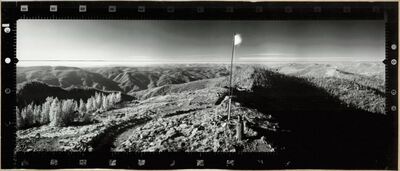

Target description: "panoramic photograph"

left=16, top=19, right=393, bottom=166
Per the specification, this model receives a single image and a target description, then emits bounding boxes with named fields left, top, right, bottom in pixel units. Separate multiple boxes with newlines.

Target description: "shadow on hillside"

left=233, top=70, right=396, bottom=169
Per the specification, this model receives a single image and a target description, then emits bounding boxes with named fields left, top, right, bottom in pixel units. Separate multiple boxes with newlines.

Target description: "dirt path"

left=112, top=123, right=144, bottom=151
left=91, top=118, right=151, bottom=152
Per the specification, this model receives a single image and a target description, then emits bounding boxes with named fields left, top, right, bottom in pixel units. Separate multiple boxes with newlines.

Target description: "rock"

left=190, top=128, right=198, bottom=138
left=166, top=128, right=177, bottom=138
left=179, top=124, right=188, bottom=129
left=197, top=126, right=205, bottom=131
left=35, top=133, right=41, bottom=139
left=260, top=136, right=266, bottom=142
left=178, top=142, right=186, bottom=149
left=149, top=131, right=155, bottom=137
left=221, top=123, right=227, bottom=127
left=140, top=132, right=149, bottom=139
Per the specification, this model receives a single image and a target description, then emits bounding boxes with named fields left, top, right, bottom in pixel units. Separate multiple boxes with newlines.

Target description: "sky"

left=17, top=20, right=385, bottom=66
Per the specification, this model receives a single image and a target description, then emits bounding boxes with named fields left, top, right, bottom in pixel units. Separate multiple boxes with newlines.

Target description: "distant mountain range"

left=17, top=66, right=123, bottom=92
left=85, top=66, right=229, bottom=94
left=17, top=65, right=230, bottom=95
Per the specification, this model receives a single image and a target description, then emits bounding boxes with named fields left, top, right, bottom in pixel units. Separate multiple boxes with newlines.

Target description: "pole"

left=236, top=115, right=243, bottom=140
left=228, top=33, right=236, bottom=121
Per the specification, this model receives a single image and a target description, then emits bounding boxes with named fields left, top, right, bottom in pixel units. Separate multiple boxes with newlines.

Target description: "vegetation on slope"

left=17, top=81, right=134, bottom=109
left=17, top=92, right=122, bottom=129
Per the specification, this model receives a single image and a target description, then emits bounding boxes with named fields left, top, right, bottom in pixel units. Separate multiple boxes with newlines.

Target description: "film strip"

left=1, top=1, right=399, bottom=169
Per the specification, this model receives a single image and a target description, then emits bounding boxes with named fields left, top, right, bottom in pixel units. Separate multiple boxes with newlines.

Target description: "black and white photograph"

left=14, top=18, right=394, bottom=167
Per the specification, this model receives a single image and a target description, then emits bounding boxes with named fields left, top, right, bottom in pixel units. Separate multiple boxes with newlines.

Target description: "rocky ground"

left=114, top=88, right=277, bottom=152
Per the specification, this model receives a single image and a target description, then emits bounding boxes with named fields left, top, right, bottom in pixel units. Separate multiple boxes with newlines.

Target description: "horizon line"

left=17, top=60, right=384, bottom=68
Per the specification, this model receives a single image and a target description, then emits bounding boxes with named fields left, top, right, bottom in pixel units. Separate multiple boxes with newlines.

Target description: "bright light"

left=234, top=34, right=242, bottom=46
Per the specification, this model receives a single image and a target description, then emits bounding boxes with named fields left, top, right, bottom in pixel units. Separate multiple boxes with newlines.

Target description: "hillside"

left=17, top=81, right=134, bottom=108
left=269, top=62, right=385, bottom=92
left=266, top=62, right=385, bottom=114
left=17, top=66, right=123, bottom=92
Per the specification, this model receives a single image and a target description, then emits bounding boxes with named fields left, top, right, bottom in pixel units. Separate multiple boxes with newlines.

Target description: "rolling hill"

left=86, top=65, right=230, bottom=94
left=17, top=66, right=123, bottom=92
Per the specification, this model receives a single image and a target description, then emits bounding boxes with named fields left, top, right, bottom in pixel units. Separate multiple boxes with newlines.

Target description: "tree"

left=49, top=98, right=62, bottom=127
left=109, top=93, right=115, bottom=107
left=95, top=93, right=103, bottom=110
left=61, top=99, right=77, bottom=125
left=73, top=100, right=79, bottom=112
left=25, top=103, right=34, bottom=126
left=92, top=96, right=97, bottom=112
left=33, top=105, right=42, bottom=125
left=16, top=107, right=24, bottom=129
left=115, top=92, right=122, bottom=104
left=86, top=97, right=94, bottom=113
left=102, top=95, right=109, bottom=111
left=79, top=99, right=86, bottom=114
left=107, top=93, right=115, bottom=107
left=40, top=97, right=53, bottom=124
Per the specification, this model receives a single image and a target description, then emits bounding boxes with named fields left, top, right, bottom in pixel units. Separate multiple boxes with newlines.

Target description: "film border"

left=1, top=1, right=398, bottom=169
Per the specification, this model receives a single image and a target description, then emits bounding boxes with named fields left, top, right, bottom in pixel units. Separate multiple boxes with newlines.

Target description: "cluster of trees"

left=16, top=92, right=122, bottom=129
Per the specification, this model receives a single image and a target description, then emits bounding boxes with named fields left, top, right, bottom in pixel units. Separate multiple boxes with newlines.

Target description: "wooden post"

left=243, top=120, right=247, bottom=134
left=227, top=98, right=231, bottom=121
left=236, top=115, right=243, bottom=140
